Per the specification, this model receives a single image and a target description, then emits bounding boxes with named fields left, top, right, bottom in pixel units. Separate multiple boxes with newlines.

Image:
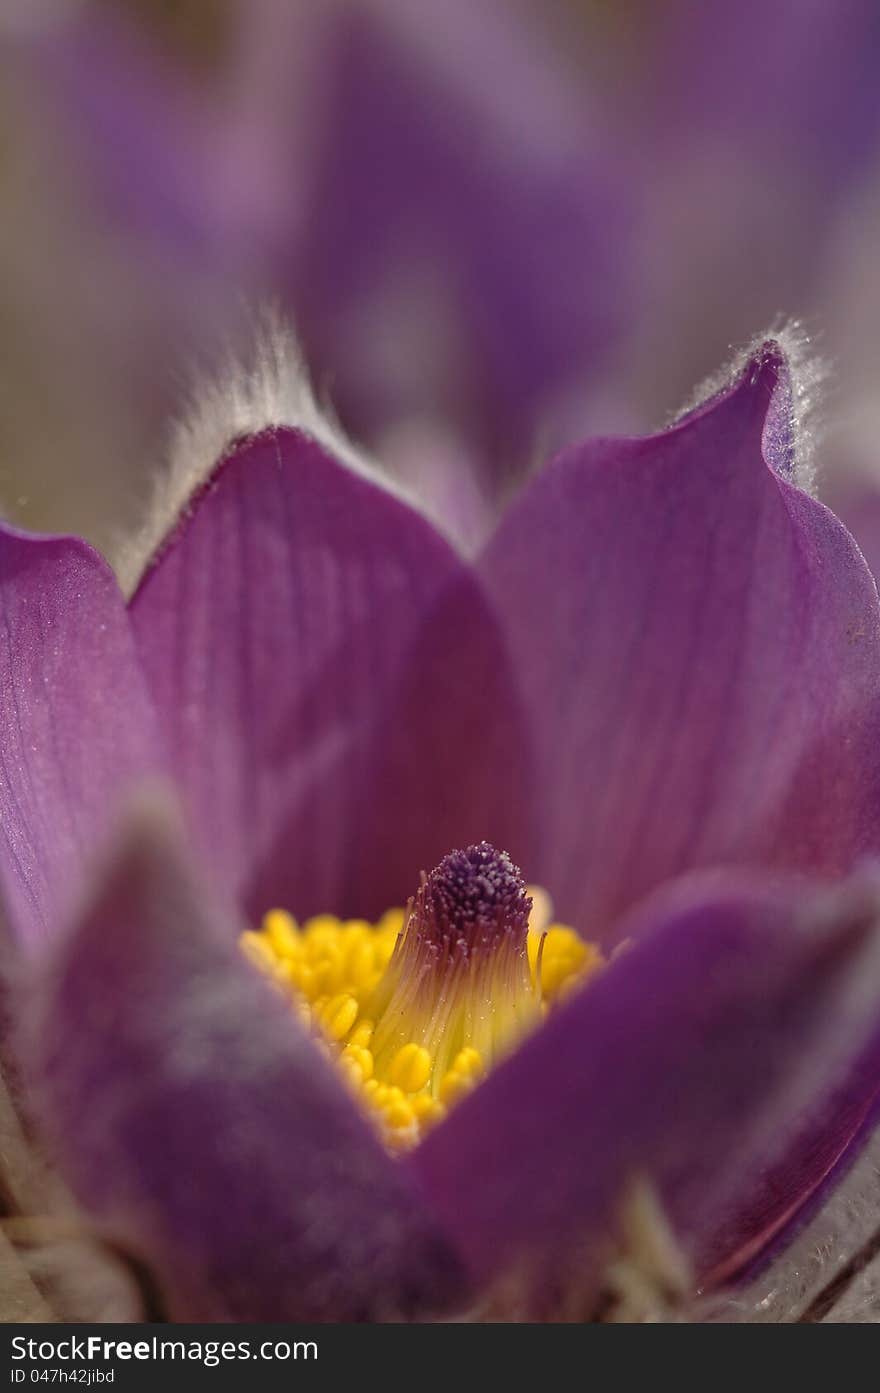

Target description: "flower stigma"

left=240, top=842, right=603, bottom=1151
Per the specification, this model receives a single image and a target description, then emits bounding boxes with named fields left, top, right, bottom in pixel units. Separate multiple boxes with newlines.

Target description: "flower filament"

left=241, top=843, right=603, bottom=1150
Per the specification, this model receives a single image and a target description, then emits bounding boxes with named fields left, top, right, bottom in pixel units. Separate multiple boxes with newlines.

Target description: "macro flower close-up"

left=1, top=0, right=880, bottom=1336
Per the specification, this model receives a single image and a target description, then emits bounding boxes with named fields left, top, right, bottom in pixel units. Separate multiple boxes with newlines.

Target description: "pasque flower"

left=3, top=328, right=880, bottom=1322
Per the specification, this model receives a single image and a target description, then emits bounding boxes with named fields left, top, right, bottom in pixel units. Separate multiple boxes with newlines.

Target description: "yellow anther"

left=439, top=1069, right=475, bottom=1108
left=350, top=1019, right=374, bottom=1048
left=411, top=1095, right=447, bottom=1129
left=306, top=913, right=339, bottom=933
left=319, top=993, right=359, bottom=1042
left=313, top=949, right=345, bottom=996
left=451, top=1047, right=483, bottom=1081
left=343, top=918, right=374, bottom=936
left=535, top=926, right=603, bottom=1003
left=294, top=964, right=316, bottom=997
left=264, top=908, right=300, bottom=957
left=378, top=908, right=406, bottom=936
left=389, top=1043, right=433, bottom=1093
left=384, top=1097, right=417, bottom=1130
left=342, top=1044, right=374, bottom=1082
left=345, top=937, right=378, bottom=987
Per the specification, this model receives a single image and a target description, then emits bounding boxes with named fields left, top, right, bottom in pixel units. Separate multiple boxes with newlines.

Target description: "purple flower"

left=2, top=327, right=880, bottom=1322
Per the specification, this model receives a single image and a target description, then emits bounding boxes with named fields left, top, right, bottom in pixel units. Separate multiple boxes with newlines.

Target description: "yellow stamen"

left=389, top=1043, right=433, bottom=1093
left=240, top=852, right=603, bottom=1151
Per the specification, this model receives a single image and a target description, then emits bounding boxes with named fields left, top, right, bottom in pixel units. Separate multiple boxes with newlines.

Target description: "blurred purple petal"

left=657, top=0, right=880, bottom=193
left=27, top=795, right=463, bottom=1322
left=0, top=528, right=159, bottom=947
left=613, top=0, right=880, bottom=423
left=295, top=0, right=632, bottom=464
left=479, top=346, right=880, bottom=936
left=376, top=420, right=497, bottom=555
left=410, top=870, right=880, bottom=1312
left=19, top=0, right=632, bottom=481
left=24, top=11, right=223, bottom=263
left=129, top=429, right=533, bottom=922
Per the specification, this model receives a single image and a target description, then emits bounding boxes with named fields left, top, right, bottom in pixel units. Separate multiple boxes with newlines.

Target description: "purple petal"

left=616, top=3, right=880, bottom=421
left=0, top=528, right=159, bottom=947
left=129, top=429, right=533, bottom=922
left=479, top=346, right=880, bottom=936
left=293, top=0, right=632, bottom=465
left=19, top=12, right=223, bottom=263
left=409, top=870, right=880, bottom=1313
left=25, top=795, right=464, bottom=1322
left=657, top=1, right=880, bottom=195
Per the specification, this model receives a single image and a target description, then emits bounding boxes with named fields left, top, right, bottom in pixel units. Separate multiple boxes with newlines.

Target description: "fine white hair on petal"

left=113, top=310, right=430, bottom=600
left=671, top=319, right=829, bottom=498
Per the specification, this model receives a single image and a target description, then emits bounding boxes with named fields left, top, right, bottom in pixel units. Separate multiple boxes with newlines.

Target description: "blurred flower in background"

left=5, top=0, right=880, bottom=558
left=0, top=0, right=633, bottom=553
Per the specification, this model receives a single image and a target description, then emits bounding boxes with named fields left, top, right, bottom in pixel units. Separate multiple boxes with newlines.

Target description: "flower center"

left=240, top=842, right=603, bottom=1150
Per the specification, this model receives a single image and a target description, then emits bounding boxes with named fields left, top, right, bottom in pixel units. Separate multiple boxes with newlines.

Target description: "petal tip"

left=113, top=308, right=422, bottom=599
left=674, top=321, right=828, bottom=496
